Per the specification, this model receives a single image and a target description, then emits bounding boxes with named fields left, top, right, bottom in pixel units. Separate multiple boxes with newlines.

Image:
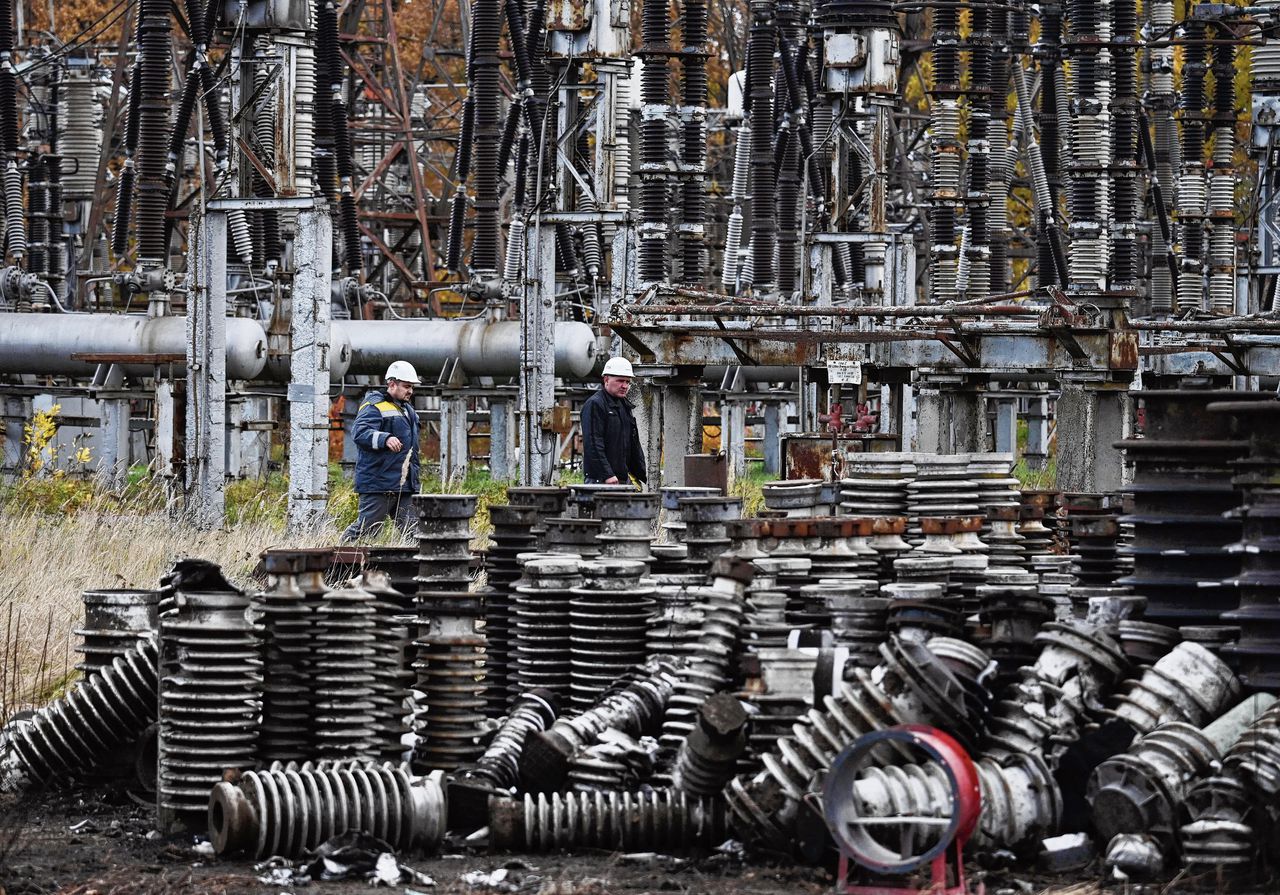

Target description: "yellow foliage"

left=22, top=404, right=60, bottom=476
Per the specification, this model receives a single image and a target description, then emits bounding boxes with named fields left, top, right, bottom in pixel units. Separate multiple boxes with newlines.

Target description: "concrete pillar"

left=993, top=396, right=1018, bottom=455
left=98, top=397, right=131, bottom=489
left=914, top=382, right=983, bottom=454
left=519, top=222, right=558, bottom=485
left=763, top=402, right=781, bottom=475
left=1054, top=380, right=1130, bottom=492
left=286, top=207, right=334, bottom=532
left=154, top=381, right=175, bottom=479
left=1, top=394, right=27, bottom=477
left=723, top=398, right=747, bottom=486
left=186, top=208, right=227, bottom=530
left=489, top=398, right=515, bottom=481
left=239, top=396, right=272, bottom=479
left=1024, top=394, right=1049, bottom=470
left=660, top=384, right=701, bottom=487
left=440, top=394, right=469, bottom=485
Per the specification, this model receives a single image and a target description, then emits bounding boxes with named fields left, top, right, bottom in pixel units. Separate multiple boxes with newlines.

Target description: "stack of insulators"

left=815, top=579, right=884, bottom=663
left=412, top=494, right=484, bottom=772
left=508, top=486, right=570, bottom=550
left=468, top=0, right=502, bottom=273
left=569, top=559, right=656, bottom=711
left=1062, top=492, right=1125, bottom=586
left=512, top=556, right=581, bottom=702
left=313, top=580, right=378, bottom=763
left=658, top=557, right=751, bottom=753
left=884, top=581, right=961, bottom=643
left=26, top=156, right=48, bottom=277
left=678, top=0, right=709, bottom=283
left=659, top=486, right=721, bottom=543
left=567, top=483, right=634, bottom=518
left=895, top=551, right=955, bottom=595
left=914, top=514, right=988, bottom=558
left=1214, top=397, right=1280, bottom=691
left=774, top=556, right=816, bottom=630
left=977, top=568, right=1054, bottom=684
left=762, top=479, right=824, bottom=517
left=970, top=453, right=1021, bottom=533
left=868, top=515, right=913, bottom=579
left=636, top=0, right=672, bottom=283
left=359, top=571, right=414, bottom=762
left=809, top=517, right=879, bottom=582
left=678, top=496, right=742, bottom=577
left=483, top=505, right=539, bottom=715
left=545, top=518, right=601, bottom=557
left=1032, top=555, right=1079, bottom=620
left=726, top=637, right=983, bottom=852
left=1018, top=489, right=1060, bottom=559
left=1117, top=391, right=1269, bottom=631
left=741, top=557, right=794, bottom=651
left=76, top=588, right=159, bottom=675
left=361, top=546, right=419, bottom=612
left=650, top=543, right=691, bottom=580
left=839, top=452, right=916, bottom=516
left=985, top=506, right=1028, bottom=567
left=595, top=491, right=659, bottom=566
left=647, top=584, right=704, bottom=662
left=158, top=588, right=260, bottom=828
left=253, top=548, right=329, bottom=763
left=745, top=0, right=776, bottom=290
left=906, top=455, right=980, bottom=542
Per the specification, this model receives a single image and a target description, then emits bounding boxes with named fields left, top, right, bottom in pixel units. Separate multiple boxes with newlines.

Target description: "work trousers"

left=340, top=491, right=418, bottom=543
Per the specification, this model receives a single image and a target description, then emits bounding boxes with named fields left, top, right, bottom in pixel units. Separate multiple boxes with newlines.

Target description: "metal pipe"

left=336, top=318, right=598, bottom=379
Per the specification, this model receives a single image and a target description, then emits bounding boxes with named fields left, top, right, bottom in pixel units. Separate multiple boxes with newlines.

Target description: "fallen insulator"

left=672, top=693, right=750, bottom=796
left=1109, top=641, right=1240, bottom=733
left=489, top=788, right=726, bottom=852
left=0, top=637, right=159, bottom=790
left=209, top=761, right=446, bottom=858
left=76, top=588, right=160, bottom=676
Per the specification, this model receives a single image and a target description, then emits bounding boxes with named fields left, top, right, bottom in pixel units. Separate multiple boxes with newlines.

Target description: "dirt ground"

left=0, top=785, right=835, bottom=895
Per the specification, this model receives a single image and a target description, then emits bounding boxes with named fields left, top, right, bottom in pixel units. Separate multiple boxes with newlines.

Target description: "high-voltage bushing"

left=847, top=747, right=1061, bottom=850
left=1061, top=493, right=1125, bottom=588
left=762, top=479, right=825, bottom=517
left=1117, top=622, right=1182, bottom=667
left=658, top=556, right=751, bottom=752
left=745, top=0, right=778, bottom=291
left=659, top=486, right=721, bottom=543
left=636, top=0, right=675, bottom=284
left=673, top=694, right=750, bottom=796
left=545, top=518, right=602, bottom=558
left=1109, top=641, right=1242, bottom=734
left=1180, top=696, right=1280, bottom=880
left=412, top=494, right=484, bottom=772
left=1089, top=696, right=1276, bottom=855
left=253, top=548, right=330, bottom=763
left=569, top=559, right=657, bottom=710
left=1117, top=391, right=1272, bottom=630
left=355, top=571, right=414, bottom=763
left=489, top=788, right=727, bottom=853
left=594, top=491, right=660, bottom=563
left=512, top=556, right=581, bottom=700
left=1017, top=489, right=1060, bottom=559
left=982, top=620, right=1127, bottom=761
left=984, top=506, right=1028, bottom=568
left=361, top=546, right=419, bottom=611
left=521, top=655, right=679, bottom=792
left=977, top=569, right=1055, bottom=679
left=507, top=486, right=570, bottom=551
left=677, top=0, right=710, bottom=283
left=314, top=580, right=378, bottom=762
left=157, top=588, right=260, bottom=829
left=59, top=60, right=104, bottom=200
left=448, top=688, right=558, bottom=829
left=678, top=496, right=743, bottom=575
left=883, top=582, right=962, bottom=644
left=210, top=762, right=446, bottom=858
left=483, top=505, right=540, bottom=715
left=826, top=586, right=889, bottom=665
left=1211, top=397, right=1280, bottom=691
left=75, top=589, right=159, bottom=675
left=726, top=637, right=982, bottom=852
left=905, top=455, right=980, bottom=541
left=0, top=637, right=158, bottom=791
left=839, top=453, right=916, bottom=517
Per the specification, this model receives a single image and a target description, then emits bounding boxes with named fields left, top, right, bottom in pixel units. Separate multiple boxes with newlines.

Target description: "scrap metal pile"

left=4, top=392, right=1280, bottom=887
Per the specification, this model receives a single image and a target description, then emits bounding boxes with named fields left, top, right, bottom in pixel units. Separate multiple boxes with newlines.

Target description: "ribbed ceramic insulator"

left=490, top=789, right=726, bottom=852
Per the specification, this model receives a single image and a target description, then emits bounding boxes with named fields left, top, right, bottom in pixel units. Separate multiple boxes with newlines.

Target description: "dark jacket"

left=581, top=388, right=646, bottom=483
left=351, top=389, right=421, bottom=494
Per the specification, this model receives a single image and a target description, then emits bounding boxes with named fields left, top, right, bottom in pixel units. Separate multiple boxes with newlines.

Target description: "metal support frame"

left=287, top=206, right=335, bottom=531
left=518, top=221, right=558, bottom=485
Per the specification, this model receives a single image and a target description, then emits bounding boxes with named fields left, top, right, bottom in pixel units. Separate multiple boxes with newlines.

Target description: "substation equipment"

left=0, top=0, right=1278, bottom=525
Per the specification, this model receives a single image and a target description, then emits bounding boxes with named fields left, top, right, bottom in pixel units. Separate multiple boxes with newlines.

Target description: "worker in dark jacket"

left=581, top=356, right=646, bottom=485
left=341, top=360, right=422, bottom=542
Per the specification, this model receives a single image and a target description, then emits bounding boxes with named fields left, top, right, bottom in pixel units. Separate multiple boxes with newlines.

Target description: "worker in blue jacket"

left=341, top=360, right=422, bottom=542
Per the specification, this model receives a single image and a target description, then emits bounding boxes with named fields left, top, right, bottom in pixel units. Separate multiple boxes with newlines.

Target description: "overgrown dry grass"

left=0, top=509, right=333, bottom=715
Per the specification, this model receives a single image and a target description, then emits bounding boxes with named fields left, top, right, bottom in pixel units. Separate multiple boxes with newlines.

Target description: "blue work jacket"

left=351, top=389, right=421, bottom=494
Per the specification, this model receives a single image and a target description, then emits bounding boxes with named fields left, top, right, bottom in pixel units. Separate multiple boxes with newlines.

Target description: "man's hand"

left=386, top=436, right=404, bottom=452
left=604, top=475, right=619, bottom=484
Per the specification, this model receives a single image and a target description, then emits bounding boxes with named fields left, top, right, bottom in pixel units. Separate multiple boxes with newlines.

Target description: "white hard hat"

left=385, top=360, right=421, bottom=384
left=602, top=356, right=634, bottom=378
